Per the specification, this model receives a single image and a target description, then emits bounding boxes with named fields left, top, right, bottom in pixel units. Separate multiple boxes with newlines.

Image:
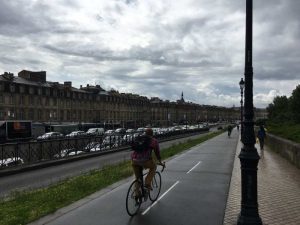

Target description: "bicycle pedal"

left=144, top=195, right=148, bottom=201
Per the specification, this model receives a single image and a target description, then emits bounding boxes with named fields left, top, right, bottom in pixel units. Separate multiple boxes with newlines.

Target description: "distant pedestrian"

left=237, top=124, right=240, bottom=131
left=257, top=125, right=266, bottom=150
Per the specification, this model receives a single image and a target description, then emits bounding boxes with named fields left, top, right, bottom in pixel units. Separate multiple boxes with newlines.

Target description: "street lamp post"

left=237, top=0, right=262, bottom=224
left=239, top=78, right=245, bottom=135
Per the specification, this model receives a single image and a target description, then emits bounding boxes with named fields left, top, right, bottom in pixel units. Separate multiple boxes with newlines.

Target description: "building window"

left=9, top=95, right=14, bottom=104
left=19, top=95, right=25, bottom=105
left=19, top=85, right=25, bottom=93
left=60, top=110, right=64, bottom=120
left=37, top=110, right=42, bottom=120
left=0, top=110, right=5, bottom=120
left=30, top=97, right=35, bottom=106
left=29, top=109, right=34, bottom=120
left=67, top=111, right=70, bottom=120
left=10, top=84, right=15, bottom=92
left=53, top=89, right=57, bottom=97
left=20, top=109, right=25, bottom=120
left=8, top=109, right=15, bottom=118
left=46, top=88, right=50, bottom=96
left=53, top=98, right=57, bottom=106
left=38, top=88, right=42, bottom=95
left=0, top=83, right=3, bottom=91
left=45, top=98, right=49, bottom=106
left=29, top=87, right=34, bottom=95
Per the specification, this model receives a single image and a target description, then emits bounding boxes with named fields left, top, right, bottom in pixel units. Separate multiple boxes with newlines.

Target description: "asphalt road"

left=0, top=130, right=217, bottom=198
left=30, top=129, right=238, bottom=225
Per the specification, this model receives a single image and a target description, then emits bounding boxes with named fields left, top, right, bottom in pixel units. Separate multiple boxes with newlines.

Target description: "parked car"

left=37, top=132, right=64, bottom=140
left=54, top=148, right=85, bottom=158
left=123, top=134, right=134, bottom=143
left=115, top=128, right=126, bottom=136
left=86, top=128, right=105, bottom=136
left=104, top=129, right=114, bottom=135
left=0, top=157, right=24, bottom=167
left=126, top=129, right=136, bottom=134
left=136, top=127, right=145, bottom=134
left=101, top=135, right=123, bottom=149
left=89, top=143, right=102, bottom=152
left=66, top=131, right=87, bottom=138
left=84, top=142, right=101, bottom=152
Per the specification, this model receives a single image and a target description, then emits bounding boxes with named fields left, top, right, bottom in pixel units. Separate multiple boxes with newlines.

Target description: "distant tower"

left=181, top=91, right=185, bottom=102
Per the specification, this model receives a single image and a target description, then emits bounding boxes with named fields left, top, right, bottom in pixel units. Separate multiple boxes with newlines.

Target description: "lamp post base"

left=237, top=213, right=262, bottom=225
left=238, top=148, right=262, bottom=225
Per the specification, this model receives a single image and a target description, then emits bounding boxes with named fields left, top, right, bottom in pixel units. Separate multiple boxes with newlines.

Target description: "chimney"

left=64, top=81, right=72, bottom=88
left=18, top=70, right=46, bottom=82
left=2, top=72, right=14, bottom=80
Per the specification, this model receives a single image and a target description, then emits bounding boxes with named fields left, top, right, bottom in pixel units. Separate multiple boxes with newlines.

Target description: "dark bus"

left=0, top=121, right=32, bottom=143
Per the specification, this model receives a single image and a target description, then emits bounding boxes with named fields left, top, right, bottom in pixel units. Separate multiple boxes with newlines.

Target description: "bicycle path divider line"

left=142, top=180, right=180, bottom=215
left=186, top=161, right=201, bottom=174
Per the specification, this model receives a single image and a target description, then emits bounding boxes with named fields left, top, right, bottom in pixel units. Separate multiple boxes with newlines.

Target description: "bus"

left=0, top=120, right=32, bottom=143
left=48, top=124, right=79, bottom=135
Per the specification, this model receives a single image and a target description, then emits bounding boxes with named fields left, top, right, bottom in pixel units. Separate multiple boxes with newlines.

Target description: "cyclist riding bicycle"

left=131, top=128, right=162, bottom=191
left=227, top=125, right=233, bottom=137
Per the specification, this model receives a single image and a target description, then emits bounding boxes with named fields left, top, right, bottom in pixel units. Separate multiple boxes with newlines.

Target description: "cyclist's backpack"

left=131, top=135, right=151, bottom=153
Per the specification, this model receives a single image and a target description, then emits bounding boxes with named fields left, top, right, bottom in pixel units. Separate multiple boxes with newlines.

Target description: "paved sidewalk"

left=223, top=136, right=300, bottom=225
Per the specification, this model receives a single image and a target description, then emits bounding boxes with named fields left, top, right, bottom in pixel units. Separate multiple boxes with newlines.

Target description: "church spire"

left=181, top=91, right=185, bottom=102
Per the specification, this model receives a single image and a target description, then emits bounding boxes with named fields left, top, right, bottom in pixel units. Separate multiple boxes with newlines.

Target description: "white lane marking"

left=186, top=161, right=201, bottom=174
left=142, top=180, right=180, bottom=215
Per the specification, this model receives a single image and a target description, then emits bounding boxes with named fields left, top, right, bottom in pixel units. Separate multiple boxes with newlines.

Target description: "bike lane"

left=30, top=130, right=238, bottom=225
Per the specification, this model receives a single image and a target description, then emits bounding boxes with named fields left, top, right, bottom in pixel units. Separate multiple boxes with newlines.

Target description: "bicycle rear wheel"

left=149, top=171, right=161, bottom=202
left=126, top=180, right=142, bottom=216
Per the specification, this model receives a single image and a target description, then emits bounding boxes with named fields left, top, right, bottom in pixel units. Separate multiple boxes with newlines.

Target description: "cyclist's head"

left=145, top=128, right=153, bottom=137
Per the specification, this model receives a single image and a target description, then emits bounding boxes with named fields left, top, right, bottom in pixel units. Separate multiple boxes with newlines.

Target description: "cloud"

left=0, top=0, right=299, bottom=109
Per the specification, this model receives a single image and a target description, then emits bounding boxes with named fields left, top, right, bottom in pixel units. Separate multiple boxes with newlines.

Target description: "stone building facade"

left=0, top=70, right=258, bottom=128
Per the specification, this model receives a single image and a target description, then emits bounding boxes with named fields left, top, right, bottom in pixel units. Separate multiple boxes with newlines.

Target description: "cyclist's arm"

left=152, top=139, right=162, bottom=162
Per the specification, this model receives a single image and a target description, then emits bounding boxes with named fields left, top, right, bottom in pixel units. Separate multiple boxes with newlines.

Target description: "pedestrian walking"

left=257, top=125, right=266, bottom=150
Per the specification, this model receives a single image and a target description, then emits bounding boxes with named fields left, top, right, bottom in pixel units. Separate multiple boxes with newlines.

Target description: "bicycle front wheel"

left=126, top=180, right=142, bottom=216
left=149, top=171, right=161, bottom=202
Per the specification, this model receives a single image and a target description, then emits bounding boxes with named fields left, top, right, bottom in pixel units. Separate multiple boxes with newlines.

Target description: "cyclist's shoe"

left=134, top=194, right=142, bottom=205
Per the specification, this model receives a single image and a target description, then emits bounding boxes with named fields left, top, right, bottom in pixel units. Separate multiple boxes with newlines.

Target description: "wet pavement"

left=223, top=136, right=300, bottom=225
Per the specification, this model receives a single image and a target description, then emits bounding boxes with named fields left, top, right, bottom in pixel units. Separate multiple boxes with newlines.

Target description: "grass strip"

left=266, top=122, right=300, bottom=143
left=0, top=131, right=222, bottom=225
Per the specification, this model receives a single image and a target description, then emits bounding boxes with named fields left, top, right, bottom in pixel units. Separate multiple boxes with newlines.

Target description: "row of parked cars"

left=36, top=124, right=209, bottom=141
left=1, top=124, right=211, bottom=168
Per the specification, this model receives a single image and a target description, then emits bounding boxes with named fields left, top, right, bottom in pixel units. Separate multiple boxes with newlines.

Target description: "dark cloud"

left=0, top=0, right=299, bottom=108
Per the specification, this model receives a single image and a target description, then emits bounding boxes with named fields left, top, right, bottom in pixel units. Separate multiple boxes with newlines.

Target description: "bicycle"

left=126, top=162, right=166, bottom=216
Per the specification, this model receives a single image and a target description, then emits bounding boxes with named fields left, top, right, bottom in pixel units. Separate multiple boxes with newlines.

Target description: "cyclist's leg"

left=132, top=161, right=142, bottom=196
left=143, top=159, right=157, bottom=189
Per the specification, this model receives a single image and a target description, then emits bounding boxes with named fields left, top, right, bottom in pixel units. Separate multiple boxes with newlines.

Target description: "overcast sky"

left=0, top=0, right=299, bottom=108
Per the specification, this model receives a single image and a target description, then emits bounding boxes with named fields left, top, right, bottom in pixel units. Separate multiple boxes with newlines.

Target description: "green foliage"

left=267, top=122, right=300, bottom=143
left=255, top=118, right=267, bottom=126
left=289, top=85, right=300, bottom=122
left=267, top=85, right=300, bottom=123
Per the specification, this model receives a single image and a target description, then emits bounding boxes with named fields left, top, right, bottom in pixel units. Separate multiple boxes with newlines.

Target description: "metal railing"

left=1, top=127, right=209, bottom=170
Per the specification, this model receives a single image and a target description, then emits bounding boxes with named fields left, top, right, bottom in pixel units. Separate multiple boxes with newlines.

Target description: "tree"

left=267, top=95, right=289, bottom=122
left=289, top=85, right=300, bottom=122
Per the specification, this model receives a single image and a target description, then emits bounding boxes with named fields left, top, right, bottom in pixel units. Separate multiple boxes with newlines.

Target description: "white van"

left=86, top=128, right=104, bottom=136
